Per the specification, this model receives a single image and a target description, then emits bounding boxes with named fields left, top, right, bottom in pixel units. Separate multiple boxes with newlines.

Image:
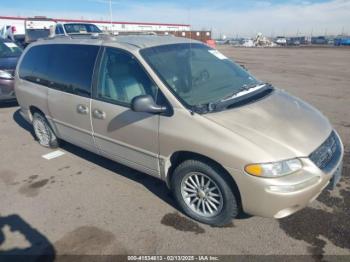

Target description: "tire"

left=32, top=112, right=59, bottom=148
left=171, top=159, right=239, bottom=226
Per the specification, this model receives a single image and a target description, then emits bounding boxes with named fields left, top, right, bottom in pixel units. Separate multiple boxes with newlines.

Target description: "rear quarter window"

left=19, top=45, right=50, bottom=85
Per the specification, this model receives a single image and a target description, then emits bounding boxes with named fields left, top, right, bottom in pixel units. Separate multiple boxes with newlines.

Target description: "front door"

left=91, top=47, right=160, bottom=176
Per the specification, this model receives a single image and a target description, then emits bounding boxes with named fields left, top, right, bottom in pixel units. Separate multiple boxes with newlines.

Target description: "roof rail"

left=42, top=33, right=116, bottom=41
left=40, top=31, right=168, bottom=42
left=114, top=31, right=158, bottom=36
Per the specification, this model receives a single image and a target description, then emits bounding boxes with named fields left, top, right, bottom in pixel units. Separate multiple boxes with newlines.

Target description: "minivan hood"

left=204, top=89, right=332, bottom=159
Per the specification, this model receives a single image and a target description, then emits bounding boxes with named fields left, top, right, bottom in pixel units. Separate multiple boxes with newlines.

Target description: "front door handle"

left=77, top=104, right=89, bottom=115
left=92, top=109, right=106, bottom=120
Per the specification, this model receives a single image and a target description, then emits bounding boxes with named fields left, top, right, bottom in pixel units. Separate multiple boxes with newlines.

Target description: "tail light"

left=12, top=26, right=16, bottom=33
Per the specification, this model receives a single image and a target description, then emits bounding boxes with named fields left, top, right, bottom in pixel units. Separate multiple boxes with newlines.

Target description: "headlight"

left=245, top=158, right=302, bottom=177
left=0, top=70, right=13, bottom=79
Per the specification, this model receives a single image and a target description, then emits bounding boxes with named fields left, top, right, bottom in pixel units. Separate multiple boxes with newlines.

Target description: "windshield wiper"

left=191, top=83, right=271, bottom=114
left=221, top=83, right=265, bottom=101
left=207, top=82, right=269, bottom=112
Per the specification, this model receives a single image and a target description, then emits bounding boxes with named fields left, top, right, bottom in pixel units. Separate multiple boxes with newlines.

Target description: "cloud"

left=1, top=0, right=349, bottom=37
left=105, top=0, right=350, bottom=37
left=254, top=1, right=273, bottom=8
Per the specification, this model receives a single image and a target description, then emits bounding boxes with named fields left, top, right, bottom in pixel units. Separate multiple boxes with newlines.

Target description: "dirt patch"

left=340, top=122, right=350, bottom=128
left=58, top=166, right=70, bottom=171
left=19, top=177, right=54, bottom=197
left=161, top=212, right=205, bottom=234
left=29, top=179, right=49, bottom=189
left=54, top=226, right=127, bottom=255
left=279, top=172, right=350, bottom=258
left=28, top=175, right=39, bottom=180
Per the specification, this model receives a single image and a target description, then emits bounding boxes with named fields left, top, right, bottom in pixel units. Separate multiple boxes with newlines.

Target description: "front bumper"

left=0, top=78, right=16, bottom=102
left=226, top=136, right=344, bottom=219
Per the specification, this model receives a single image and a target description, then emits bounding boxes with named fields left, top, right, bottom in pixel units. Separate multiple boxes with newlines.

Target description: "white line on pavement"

left=42, top=150, right=65, bottom=160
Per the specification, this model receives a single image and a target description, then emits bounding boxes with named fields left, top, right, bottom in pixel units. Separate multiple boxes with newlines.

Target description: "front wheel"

left=171, top=159, right=239, bottom=226
left=32, top=112, right=59, bottom=148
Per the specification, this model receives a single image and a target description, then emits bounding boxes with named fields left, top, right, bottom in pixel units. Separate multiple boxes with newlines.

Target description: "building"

left=0, top=15, right=191, bottom=37
left=0, top=15, right=213, bottom=45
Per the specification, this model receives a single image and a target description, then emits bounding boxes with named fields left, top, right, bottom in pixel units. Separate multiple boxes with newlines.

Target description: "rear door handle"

left=77, top=104, right=89, bottom=115
left=92, top=109, right=106, bottom=120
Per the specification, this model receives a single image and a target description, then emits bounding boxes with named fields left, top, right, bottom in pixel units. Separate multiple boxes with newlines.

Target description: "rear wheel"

left=32, top=112, right=59, bottom=148
left=171, top=159, right=239, bottom=226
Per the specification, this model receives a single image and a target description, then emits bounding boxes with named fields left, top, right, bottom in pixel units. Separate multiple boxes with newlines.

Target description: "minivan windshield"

left=141, top=43, right=263, bottom=111
left=0, top=41, right=22, bottom=58
left=64, top=24, right=102, bottom=34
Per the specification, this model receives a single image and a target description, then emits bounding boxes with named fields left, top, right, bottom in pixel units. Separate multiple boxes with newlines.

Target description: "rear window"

left=64, top=24, right=102, bottom=34
left=19, top=44, right=99, bottom=97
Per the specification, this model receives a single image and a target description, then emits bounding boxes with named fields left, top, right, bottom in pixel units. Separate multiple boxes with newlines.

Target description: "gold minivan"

left=15, top=35, right=344, bottom=226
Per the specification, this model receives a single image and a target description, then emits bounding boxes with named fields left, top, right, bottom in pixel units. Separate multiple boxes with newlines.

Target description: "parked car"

left=15, top=36, right=344, bottom=226
left=287, top=37, right=301, bottom=46
left=51, top=22, right=102, bottom=37
left=311, top=36, right=328, bottom=45
left=334, top=37, right=350, bottom=46
left=275, top=36, right=287, bottom=46
left=24, top=17, right=56, bottom=46
left=0, top=25, right=15, bottom=41
left=0, top=39, right=22, bottom=102
left=0, top=24, right=25, bottom=46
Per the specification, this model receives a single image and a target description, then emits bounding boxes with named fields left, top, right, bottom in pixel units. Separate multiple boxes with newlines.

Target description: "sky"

left=0, top=0, right=349, bottom=37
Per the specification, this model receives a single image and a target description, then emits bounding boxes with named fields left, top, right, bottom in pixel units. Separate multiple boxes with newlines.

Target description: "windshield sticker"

left=208, top=50, right=228, bottom=60
left=4, top=42, right=17, bottom=48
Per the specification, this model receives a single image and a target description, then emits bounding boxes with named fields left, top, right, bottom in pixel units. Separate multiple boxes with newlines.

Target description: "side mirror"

left=131, top=95, right=167, bottom=114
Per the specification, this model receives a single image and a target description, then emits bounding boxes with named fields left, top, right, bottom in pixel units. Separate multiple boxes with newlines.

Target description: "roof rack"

left=41, top=31, right=172, bottom=43
left=114, top=31, right=158, bottom=36
left=41, top=33, right=115, bottom=41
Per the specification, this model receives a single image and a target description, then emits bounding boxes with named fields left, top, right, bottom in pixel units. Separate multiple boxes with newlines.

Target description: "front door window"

left=97, top=48, right=158, bottom=107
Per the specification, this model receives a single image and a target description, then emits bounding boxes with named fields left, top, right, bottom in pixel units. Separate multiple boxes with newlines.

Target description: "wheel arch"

left=29, top=105, right=59, bottom=138
left=164, top=151, right=242, bottom=209
left=29, top=105, right=45, bottom=122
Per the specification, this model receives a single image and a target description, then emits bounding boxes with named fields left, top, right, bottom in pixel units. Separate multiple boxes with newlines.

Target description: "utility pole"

left=109, top=0, right=113, bottom=32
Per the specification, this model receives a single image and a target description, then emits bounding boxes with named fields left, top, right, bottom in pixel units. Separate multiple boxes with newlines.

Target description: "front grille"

left=309, top=131, right=341, bottom=172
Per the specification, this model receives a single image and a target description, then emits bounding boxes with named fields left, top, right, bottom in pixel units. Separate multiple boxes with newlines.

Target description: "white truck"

left=51, top=22, right=102, bottom=37
left=275, top=36, right=287, bottom=46
left=24, top=17, right=56, bottom=45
